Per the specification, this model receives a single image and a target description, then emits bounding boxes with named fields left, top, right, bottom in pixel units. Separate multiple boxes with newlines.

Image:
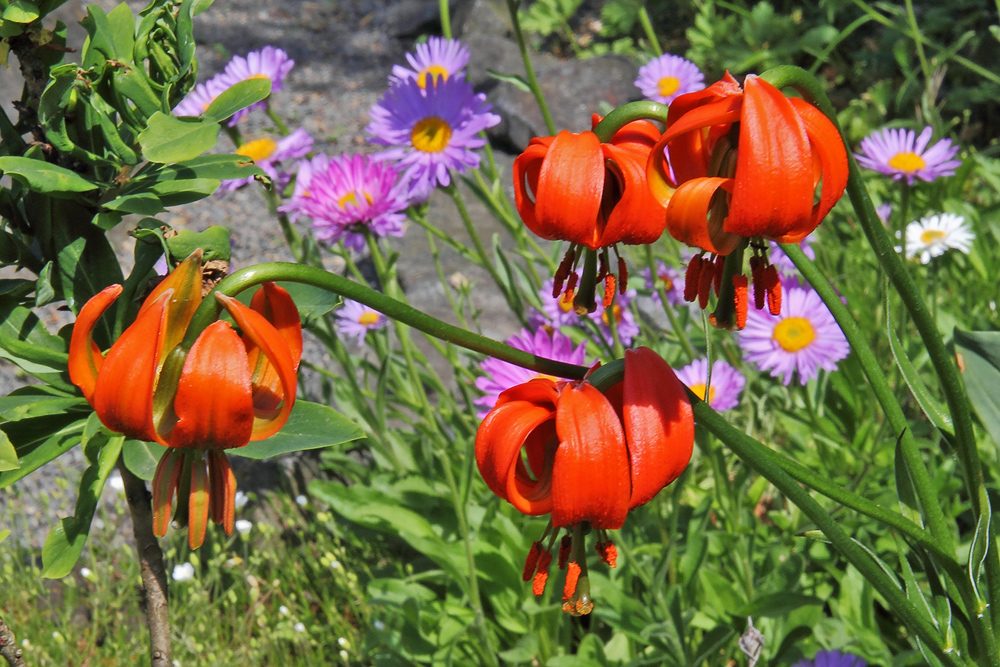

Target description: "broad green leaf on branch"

left=203, top=79, right=271, bottom=122
left=234, top=282, right=340, bottom=323
left=0, top=156, right=98, bottom=194
left=138, top=112, right=219, bottom=163
left=0, top=430, right=18, bottom=472
left=2, top=1, right=40, bottom=23
left=80, top=4, right=135, bottom=66
left=149, top=177, right=221, bottom=206
left=0, top=395, right=87, bottom=421
left=54, top=223, right=124, bottom=313
left=0, top=298, right=71, bottom=384
left=122, top=439, right=168, bottom=481
left=164, top=226, right=231, bottom=263
left=102, top=192, right=166, bottom=216
left=229, top=401, right=364, bottom=460
left=158, top=154, right=264, bottom=181
left=0, top=529, right=8, bottom=545
left=954, top=328, right=1000, bottom=451
left=0, top=415, right=85, bottom=488
left=42, top=433, right=123, bottom=578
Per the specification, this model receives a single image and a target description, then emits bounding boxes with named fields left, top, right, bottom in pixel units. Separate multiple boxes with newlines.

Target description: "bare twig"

left=0, top=614, right=27, bottom=667
left=118, top=460, right=172, bottom=667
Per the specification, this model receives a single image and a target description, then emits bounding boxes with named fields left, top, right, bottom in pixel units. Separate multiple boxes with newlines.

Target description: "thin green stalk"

left=694, top=398, right=964, bottom=667
left=439, top=0, right=452, bottom=38
left=592, top=101, right=669, bottom=143
left=637, top=5, right=662, bottom=55
left=780, top=243, right=953, bottom=551
left=643, top=246, right=696, bottom=361
left=265, top=101, right=290, bottom=135
left=903, top=0, right=932, bottom=84
left=184, top=262, right=589, bottom=381
left=506, top=0, right=556, bottom=135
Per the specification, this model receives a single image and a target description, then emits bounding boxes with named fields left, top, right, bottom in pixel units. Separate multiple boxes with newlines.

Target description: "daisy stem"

left=592, top=101, right=670, bottom=143
left=184, top=262, right=590, bottom=381
left=506, top=0, right=557, bottom=136
left=264, top=101, right=290, bottom=136
left=637, top=5, right=662, bottom=56
left=693, top=397, right=968, bottom=667
left=904, top=0, right=933, bottom=86
left=438, top=0, right=452, bottom=38
left=643, top=245, right=696, bottom=361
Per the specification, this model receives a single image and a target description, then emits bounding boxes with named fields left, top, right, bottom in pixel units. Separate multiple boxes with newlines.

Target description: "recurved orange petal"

left=68, top=284, right=123, bottom=404
left=512, top=137, right=553, bottom=237
left=621, top=347, right=694, bottom=508
left=664, top=177, right=741, bottom=256
left=727, top=76, right=813, bottom=239
left=217, top=293, right=298, bottom=441
left=169, top=320, right=254, bottom=450
left=599, top=145, right=667, bottom=246
left=188, top=452, right=210, bottom=549
left=531, top=131, right=604, bottom=247
left=551, top=382, right=630, bottom=529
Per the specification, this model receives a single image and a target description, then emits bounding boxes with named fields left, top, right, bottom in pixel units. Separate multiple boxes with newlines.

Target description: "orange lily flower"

left=513, top=116, right=667, bottom=312
left=476, top=347, right=693, bottom=614
left=68, top=252, right=302, bottom=548
left=646, top=73, right=847, bottom=328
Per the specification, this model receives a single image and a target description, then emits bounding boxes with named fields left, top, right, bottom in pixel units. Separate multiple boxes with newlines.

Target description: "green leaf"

left=887, top=299, right=953, bottom=437
left=34, top=260, right=56, bottom=307
left=229, top=401, right=363, bottom=460
left=122, top=438, right=167, bottom=481
left=149, top=177, right=220, bottom=205
left=54, top=224, right=124, bottom=313
left=0, top=416, right=85, bottom=488
left=103, top=192, right=166, bottom=216
left=42, top=434, right=123, bottom=578
left=164, top=226, right=231, bottom=262
left=486, top=69, right=532, bottom=93
left=0, top=430, right=18, bottom=472
left=2, top=1, right=40, bottom=23
left=203, top=78, right=271, bottom=122
left=234, top=281, right=340, bottom=322
left=894, top=431, right=923, bottom=526
left=0, top=156, right=98, bottom=193
left=138, top=112, right=219, bottom=163
left=156, top=154, right=263, bottom=181
left=0, top=395, right=87, bottom=421
left=0, top=529, right=9, bottom=545
left=954, top=328, right=1000, bottom=451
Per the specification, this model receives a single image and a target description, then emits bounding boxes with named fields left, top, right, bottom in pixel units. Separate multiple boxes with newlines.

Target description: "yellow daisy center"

left=920, top=229, right=946, bottom=244
left=411, top=116, right=452, bottom=153
left=358, top=312, right=380, bottom=326
left=337, top=191, right=373, bottom=209
left=658, top=76, right=681, bottom=97
left=887, top=152, right=926, bottom=173
left=600, top=305, right=623, bottom=326
left=658, top=273, right=674, bottom=290
left=688, top=383, right=716, bottom=405
left=248, top=73, right=271, bottom=80
left=417, top=65, right=449, bottom=89
left=773, top=317, right=816, bottom=352
left=236, top=138, right=278, bottom=163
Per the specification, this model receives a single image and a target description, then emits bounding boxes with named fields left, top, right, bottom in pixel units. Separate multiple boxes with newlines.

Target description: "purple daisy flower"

left=173, top=77, right=229, bottom=117
left=792, top=649, right=867, bottom=667
left=634, top=53, right=705, bottom=105
left=280, top=153, right=410, bottom=252
left=675, top=358, right=745, bottom=411
left=222, top=128, right=314, bottom=192
left=366, top=76, right=501, bottom=201
left=278, top=154, right=330, bottom=222
left=855, top=126, right=961, bottom=184
left=640, top=262, right=686, bottom=307
left=768, top=237, right=816, bottom=275
left=588, top=288, right=640, bottom=348
left=335, top=300, right=388, bottom=346
left=537, top=279, right=585, bottom=329
left=474, top=328, right=587, bottom=417
left=390, top=37, right=470, bottom=89
left=739, top=282, right=849, bottom=386
left=221, top=46, right=295, bottom=124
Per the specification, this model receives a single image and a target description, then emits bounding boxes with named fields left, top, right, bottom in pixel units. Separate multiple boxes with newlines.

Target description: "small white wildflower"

left=340, top=650, right=349, bottom=660
left=235, top=519, right=253, bottom=536
left=21, top=638, right=30, bottom=649
left=294, top=622, right=306, bottom=633
left=330, top=559, right=342, bottom=570
left=108, top=471, right=125, bottom=493
left=234, top=491, right=249, bottom=510
left=173, top=660, right=182, bottom=667
left=905, top=212, right=974, bottom=264
left=295, top=494, right=308, bottom=507
left=80, top=567, right=93, bottom=579
left=172, top=562, right=195, bottom=582
left=374, top=620, right=385, bottom=631
left=279, top=605, right=290, bottom=616
left=338, top=637, right=349, bottom=647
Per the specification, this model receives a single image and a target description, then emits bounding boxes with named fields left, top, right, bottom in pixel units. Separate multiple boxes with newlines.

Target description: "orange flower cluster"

left=69, top=252, right=302, bottom=548
left=476, top=348, right=693, bottom=614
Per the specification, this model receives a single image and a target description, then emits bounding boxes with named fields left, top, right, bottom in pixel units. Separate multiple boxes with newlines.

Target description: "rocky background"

left=0, top=0, right=643, bottom=549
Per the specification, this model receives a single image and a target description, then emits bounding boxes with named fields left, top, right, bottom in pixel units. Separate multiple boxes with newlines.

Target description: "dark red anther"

left=713, top=254, right=725, bottom=296
left=698, top=255, right=715, bottom=309
left=552, top=248, right=576, bottom=297
left=603, top=275, right=616, bottom=308
left=617, top=256, right=628, bottom=294
left=734, top=273, right=749, bottom=330
left=522, top=541, right=543, bottom=581
left=558, top=535, right=572, bottom=570
left=684, top=256, right=703, bottom=303
left=764, top=265, right=782, bottom=315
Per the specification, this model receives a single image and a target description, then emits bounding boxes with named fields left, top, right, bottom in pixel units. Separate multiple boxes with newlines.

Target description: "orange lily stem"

left=182, top=263, right=590, bottom=381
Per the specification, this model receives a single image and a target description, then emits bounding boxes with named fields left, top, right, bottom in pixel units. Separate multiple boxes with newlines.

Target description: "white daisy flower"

left=905, top=213, right=973, bottom=264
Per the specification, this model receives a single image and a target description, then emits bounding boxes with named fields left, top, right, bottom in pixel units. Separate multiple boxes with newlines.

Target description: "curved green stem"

left=694, top=397, right=962, bottom=667
left=592, top=101, right=669, bottom=143
left=183, top=262, right=589, bottom=381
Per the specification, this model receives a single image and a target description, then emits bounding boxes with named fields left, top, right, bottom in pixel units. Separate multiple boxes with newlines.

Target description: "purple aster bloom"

left=640, top=262, right=685, bottom=307
left=634, top=53, right=705, bottom=105
left=768, top=237, right=816, bottom=275
left=875, top=202, right=893, bottom=225
left=792, top=650, right=867, bottom=667
left=222, top=128, right=313, bottom=192
left=588, top=288, right=639, bottom=348
left=474, top=328, right=587, bottom=417
left=855, top=126, right=961, bottom=185
left=366, top=76, right=500, bottom=201
left=280, top=153, right=410, bottom=252
left=335, top=300, right=388, bottom=346
left=173, top=77, right=229, bottom=117
left=537, top=279, right=585, bottom=329
left=390, top=37, right=470, bottom=89
left=221, top=46, right=295, bottom=125
left=739, top=282, right=849, bottom=386
left=675, top=358, right=745, bottom=411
